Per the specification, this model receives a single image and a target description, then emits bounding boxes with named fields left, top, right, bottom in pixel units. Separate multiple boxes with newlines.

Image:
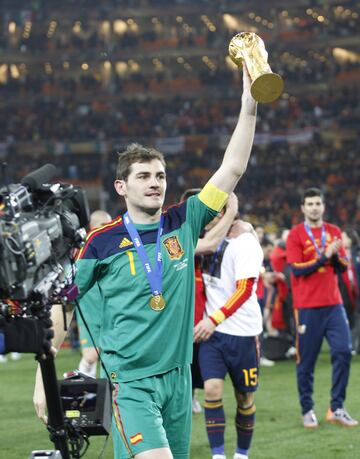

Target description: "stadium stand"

left=0, top=0, right=359, bottom=230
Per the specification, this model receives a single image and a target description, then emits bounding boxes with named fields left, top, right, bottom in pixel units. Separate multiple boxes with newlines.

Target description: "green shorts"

left=112, top=365, right=192, bottom=459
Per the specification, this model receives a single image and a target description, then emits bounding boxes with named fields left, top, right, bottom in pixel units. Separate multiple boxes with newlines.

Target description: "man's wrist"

left=226, top=204, right=238, bottom=216
left=241, top=97, right=257, bottom=115
left=209, top=316, right=218, bottom=326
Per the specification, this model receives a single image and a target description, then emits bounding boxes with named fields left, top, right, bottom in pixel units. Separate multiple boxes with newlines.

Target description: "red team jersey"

left=286, top=222, right=347, bottom=309
left=270, top=245, right=289, bottom=330
left=194, top=257, right=206, bottom=325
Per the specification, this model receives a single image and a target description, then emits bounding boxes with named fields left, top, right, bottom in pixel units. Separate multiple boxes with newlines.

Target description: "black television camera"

left=0, top=163, right=89, bottom=309
left=0, top=165, right=111, bottom=459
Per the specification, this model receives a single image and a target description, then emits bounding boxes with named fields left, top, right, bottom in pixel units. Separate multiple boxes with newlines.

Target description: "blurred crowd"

left=1, top=84, right=359, bottom=142
left=0, top=0, right=359, bottom=232
left=1, top=0, right=359, bottom=54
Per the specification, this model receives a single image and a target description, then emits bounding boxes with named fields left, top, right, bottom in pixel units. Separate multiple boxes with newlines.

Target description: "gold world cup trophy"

left=229, top=32, right=284, bottom=103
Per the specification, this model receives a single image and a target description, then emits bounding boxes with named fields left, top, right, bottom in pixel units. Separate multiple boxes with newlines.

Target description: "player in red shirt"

left=286, top=187, right=358, bottom=428
left=270, top=230, right=289, bottom=331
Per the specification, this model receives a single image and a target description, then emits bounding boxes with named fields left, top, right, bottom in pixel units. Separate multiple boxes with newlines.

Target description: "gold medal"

left=150, top=294, right=166, bottom=311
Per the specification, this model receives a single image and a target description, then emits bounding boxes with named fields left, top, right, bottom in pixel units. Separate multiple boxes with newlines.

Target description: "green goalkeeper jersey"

left=75, top=184, right=227, bottom=382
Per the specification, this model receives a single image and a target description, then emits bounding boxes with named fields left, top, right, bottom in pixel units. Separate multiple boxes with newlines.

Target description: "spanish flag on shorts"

left=130, top=432, right=143, bottom=445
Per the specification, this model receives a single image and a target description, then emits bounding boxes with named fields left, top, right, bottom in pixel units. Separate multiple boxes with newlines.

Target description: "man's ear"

left=114, top=179, right=126, bottom=197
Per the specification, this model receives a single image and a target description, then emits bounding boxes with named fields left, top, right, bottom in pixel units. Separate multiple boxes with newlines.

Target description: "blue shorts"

left=191, top=343, right=203, bottom=389
left=199, top=331, right=260, bottom=393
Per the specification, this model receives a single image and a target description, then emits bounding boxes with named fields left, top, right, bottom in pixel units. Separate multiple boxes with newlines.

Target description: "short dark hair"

left=180, top=188, right=201, bottom=201
left=301, top=187, right=324, bottom=204
left=116, top=143, right=166, bottom=181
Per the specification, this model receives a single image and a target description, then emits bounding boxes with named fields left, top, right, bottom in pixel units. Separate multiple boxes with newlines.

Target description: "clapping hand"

left=324, top=237, right=342, bottom=259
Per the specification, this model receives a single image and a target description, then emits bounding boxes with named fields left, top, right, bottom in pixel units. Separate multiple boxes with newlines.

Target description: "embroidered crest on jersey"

left=163, top=236, right=184, bottom=260
left=130, top=432, right=143, bottom=445
left=119, top=237, right=133, bottom=248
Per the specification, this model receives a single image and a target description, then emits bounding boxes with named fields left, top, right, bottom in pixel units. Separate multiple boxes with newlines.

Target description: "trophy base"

left=251, top=73, right=284, bottom=103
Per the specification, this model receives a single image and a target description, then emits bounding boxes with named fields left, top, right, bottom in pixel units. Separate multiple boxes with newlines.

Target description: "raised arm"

left=209, top=65, right=257, bottom=194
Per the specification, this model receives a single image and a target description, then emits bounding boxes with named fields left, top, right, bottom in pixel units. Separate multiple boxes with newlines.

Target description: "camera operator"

left=0, top=162, right=95, bottom=458
left=0, top=162, right=90, bottom=416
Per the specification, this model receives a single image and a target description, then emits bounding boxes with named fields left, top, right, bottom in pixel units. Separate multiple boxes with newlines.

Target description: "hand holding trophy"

left=229, top=32, right=284, bottom=103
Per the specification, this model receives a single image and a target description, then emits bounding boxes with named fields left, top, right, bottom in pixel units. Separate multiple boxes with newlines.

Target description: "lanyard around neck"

left=304, top=222, right=326, bottom=256
left=124, top=212, right=164, bottom=296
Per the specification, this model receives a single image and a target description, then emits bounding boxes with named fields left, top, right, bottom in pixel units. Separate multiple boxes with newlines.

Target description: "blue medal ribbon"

left=123, top=212, right=164, bottom=296
left=304, top=222, right=326, bottom=256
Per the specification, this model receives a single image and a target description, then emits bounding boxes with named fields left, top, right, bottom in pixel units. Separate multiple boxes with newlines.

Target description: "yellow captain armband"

left=198, top=182, right=229, bottom=212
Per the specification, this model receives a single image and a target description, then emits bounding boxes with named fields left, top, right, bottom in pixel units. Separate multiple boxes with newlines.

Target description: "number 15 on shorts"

left=242, top=368, right=258, bottom=386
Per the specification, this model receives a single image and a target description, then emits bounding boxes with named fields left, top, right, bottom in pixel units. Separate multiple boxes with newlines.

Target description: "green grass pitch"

left=1, top=349, right=359, bottom=458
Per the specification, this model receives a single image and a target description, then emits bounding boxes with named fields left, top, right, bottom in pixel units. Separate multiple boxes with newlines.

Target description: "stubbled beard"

left=307, top=215, right=322, bottom=224
left=139, top=204, right=162, bottom=216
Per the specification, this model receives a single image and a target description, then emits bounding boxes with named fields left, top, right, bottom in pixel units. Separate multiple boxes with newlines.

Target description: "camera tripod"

left=34, top=298, right=89, bottom=459
left=36, top=348, right=91, bottom=459
left=37, top=352, right=70, bottom=459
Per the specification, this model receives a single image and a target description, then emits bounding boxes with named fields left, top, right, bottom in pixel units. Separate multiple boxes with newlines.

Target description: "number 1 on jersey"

left=126, top=251, right=136, bottom=275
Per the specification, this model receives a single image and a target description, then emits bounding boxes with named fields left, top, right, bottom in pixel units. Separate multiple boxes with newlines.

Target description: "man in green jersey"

left=33, top=65, right=257, bottom=459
